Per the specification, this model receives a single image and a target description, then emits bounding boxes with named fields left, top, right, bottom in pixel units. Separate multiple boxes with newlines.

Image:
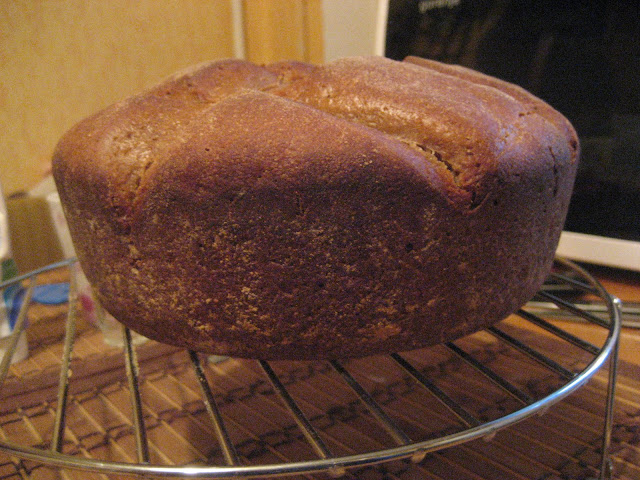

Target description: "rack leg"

left=598, top=297, right=622, bottom=480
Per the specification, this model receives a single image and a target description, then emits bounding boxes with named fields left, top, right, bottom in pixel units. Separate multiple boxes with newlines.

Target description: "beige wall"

left=0, top=0, right=329, bottom=197
left=0, top=1, right=330, bottom=197
left=0, top=0, right=236, bottom=196
left=1, top=0, right=327, bottom=272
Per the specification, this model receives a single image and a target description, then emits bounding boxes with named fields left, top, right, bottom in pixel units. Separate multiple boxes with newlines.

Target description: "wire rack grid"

left=0, top=258, right=622, bottom=479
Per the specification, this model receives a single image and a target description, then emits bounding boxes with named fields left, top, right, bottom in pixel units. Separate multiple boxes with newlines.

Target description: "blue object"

left=4, top=284, right=24, bottom=330
left=32, top=283, right=70, bottom=305
left=3, top=282, right=70, bottom=330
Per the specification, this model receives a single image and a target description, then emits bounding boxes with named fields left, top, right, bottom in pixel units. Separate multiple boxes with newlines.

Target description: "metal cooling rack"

left=0, top=258, right=622, bottom=479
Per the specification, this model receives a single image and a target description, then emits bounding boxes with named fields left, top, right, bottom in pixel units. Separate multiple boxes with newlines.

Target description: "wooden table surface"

left=0, top=262, right=638, bottom=480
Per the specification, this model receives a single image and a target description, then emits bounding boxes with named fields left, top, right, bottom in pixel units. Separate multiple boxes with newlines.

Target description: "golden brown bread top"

left=53, top=56, right=578, bottom=236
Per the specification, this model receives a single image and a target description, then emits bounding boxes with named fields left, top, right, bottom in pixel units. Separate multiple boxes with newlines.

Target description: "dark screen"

left=386, top=0, right=640, bottom=241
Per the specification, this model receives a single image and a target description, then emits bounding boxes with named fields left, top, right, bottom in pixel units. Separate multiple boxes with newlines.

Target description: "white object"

left=557, top=231, right=640, bottom=273
left=0, top=182, right=28, bottom=364
left=322, top=0, right=389, bottom=61
left=0, top=334, right=28, bottom=366
left=46, top=192, right=76, bottom=258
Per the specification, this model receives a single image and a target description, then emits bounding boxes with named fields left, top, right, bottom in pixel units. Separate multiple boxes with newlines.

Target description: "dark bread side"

left=52, top=56, right=579, bottom=359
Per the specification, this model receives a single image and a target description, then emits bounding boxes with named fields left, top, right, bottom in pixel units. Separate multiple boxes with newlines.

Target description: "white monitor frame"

left=557, top=232, right=640, bottom=272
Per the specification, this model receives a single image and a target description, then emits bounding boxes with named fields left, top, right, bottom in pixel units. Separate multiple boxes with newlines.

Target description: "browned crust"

left=52, top=56, right=579, bottom=359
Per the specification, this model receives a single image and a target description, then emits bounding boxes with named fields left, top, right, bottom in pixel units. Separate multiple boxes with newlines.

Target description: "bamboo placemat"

left=0, top=316, right=637, bottom=480
left=0, top=263, right=637, bottom=480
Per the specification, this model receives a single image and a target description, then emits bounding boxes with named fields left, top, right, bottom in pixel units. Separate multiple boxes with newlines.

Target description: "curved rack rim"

left=0, top=258, right=622, bottom=478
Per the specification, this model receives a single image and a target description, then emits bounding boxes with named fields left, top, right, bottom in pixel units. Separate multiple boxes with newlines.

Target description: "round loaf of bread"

left=52, top=56, right=579, bottom=359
